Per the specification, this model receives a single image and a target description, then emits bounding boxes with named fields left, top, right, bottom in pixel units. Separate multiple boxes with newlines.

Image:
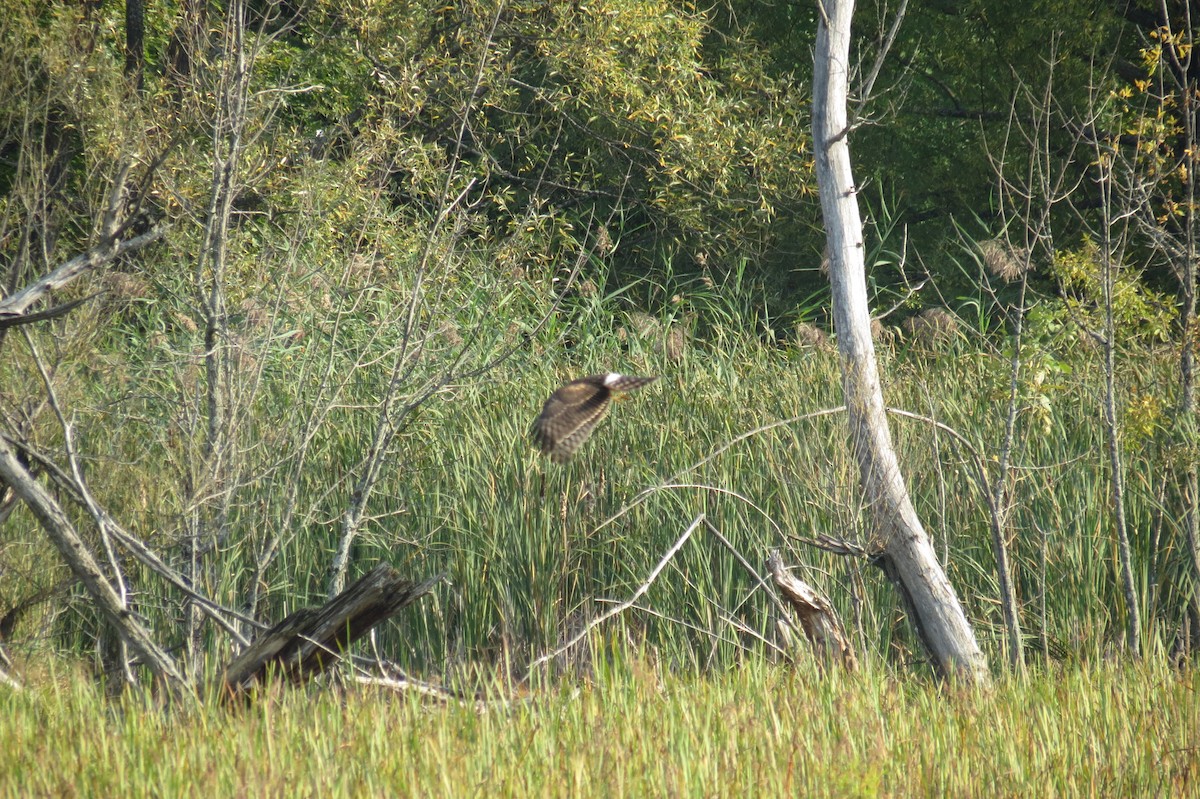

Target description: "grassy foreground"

left=1, top=660, right=1196, bottom=797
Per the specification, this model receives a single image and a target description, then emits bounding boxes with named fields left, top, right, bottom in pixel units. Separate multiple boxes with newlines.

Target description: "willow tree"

left=812, top=0, right=990, bottom=683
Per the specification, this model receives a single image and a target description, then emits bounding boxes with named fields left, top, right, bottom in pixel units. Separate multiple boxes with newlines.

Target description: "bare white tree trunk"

left=812, top=0, right=989, bottom=682
left=1093, top=152, right=1141, bottom=657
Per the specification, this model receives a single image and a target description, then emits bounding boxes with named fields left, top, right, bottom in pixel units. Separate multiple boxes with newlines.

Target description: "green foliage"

left=853, top=0, right=1129, bottom=277
left=308, top=0, right=816, bottom=295
left=1007, top=305, right=1076, bottom=437
left=1049, top=241, right=1176, bottom=343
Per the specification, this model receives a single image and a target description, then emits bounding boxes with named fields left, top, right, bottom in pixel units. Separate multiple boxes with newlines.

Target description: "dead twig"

left=0, top=225, right=166, bottom=322
left=526, top=514, right=704, bottom=676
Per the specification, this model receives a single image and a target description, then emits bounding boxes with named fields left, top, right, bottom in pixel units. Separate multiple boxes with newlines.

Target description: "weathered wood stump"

left=221, top=564, right=441, bottom=694
left=767, top=550, right=857, bottom=671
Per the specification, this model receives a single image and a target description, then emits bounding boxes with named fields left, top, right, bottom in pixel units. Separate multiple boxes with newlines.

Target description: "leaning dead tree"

left=0, top=434, right=188, bottom=688
left=812, top=0, right=990, bottom=682
left=223, top=565, right=441, bottom=695
left=3, top=417, right=441, bottom=697
left=2, top=423, right=439, bottom=695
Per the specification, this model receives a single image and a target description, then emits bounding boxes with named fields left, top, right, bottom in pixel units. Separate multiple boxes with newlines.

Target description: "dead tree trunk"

left=124, top=0, right=145, bottom=91
left=812, top=0, right=989, bottom=683
left=222, top=565, right=440, bottom=695
left=768, top=551, right=857, bottom=671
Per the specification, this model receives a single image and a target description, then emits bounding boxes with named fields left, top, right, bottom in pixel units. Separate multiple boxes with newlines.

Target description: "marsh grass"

left=3, top=264, right=1199, bottom=796
left=0, top=657, right=1195, bottom=797
left=2, top=301, right=1194, bottom=677
left=0, top=212, right=1194, bottom=682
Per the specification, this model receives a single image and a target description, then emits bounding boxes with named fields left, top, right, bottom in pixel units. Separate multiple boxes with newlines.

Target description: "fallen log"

left=222, top=564, right=441, bottom=694
left=767, top=550, right=857, bottom=671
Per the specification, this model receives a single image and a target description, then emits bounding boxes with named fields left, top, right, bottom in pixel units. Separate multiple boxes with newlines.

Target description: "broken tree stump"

left=767, top=550, right=858, bottom=671
left=221, top=564, right=441, bottom=695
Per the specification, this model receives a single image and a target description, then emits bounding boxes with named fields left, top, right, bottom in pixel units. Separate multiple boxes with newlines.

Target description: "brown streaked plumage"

left=531, top=373, right=658, bottom=462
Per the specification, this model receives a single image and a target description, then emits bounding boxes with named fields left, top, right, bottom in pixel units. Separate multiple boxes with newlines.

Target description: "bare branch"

left=525, top=514, right=704, bottom=676
left=0, top=294, right=98, bottom=331
left=0, top=225, right=166, bottom=321
left=589, top=407, right=847, bottom=539
left=701, top=518, right=791, bottom=616
left=0, top=434, right=186, bottom=689
left=855, top=0, right=910, bottom=123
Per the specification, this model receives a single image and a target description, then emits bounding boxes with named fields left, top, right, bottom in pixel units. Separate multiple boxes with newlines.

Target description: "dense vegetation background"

left=2, top=0, right=1199, bottom=692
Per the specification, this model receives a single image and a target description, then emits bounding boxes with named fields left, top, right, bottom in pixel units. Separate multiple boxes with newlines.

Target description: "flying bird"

left=531, top=373, right=658, bottom=462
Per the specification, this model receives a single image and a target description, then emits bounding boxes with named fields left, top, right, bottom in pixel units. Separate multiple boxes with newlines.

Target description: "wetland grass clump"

left=1, top=657, right=1195, bottom=797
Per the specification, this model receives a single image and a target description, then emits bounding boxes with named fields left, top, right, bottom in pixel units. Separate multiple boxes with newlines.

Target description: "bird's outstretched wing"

left=531, top=373, right=657, bottom=462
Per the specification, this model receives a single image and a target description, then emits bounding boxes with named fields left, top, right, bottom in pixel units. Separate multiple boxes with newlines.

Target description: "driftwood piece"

left=221, top=565, right=440, bottom=694
left=767, top=550, right=857, bottom=671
